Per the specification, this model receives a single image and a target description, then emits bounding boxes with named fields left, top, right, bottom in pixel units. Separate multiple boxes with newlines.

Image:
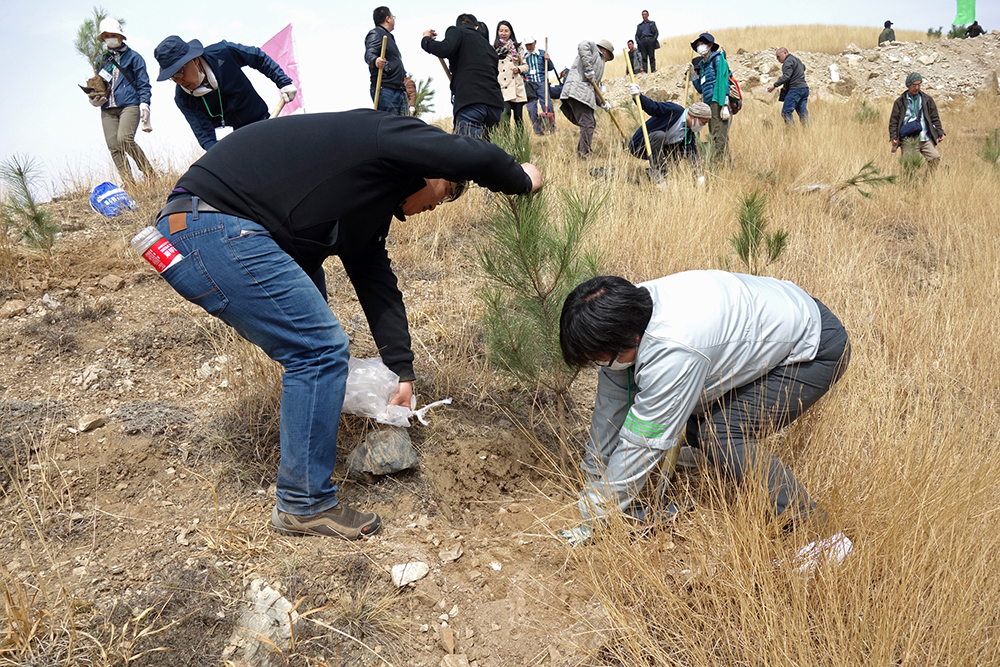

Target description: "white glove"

left=599, top=85, right=607, bottom=93
left=280, top=84, right=298, bottom=103
left=601, top=102, right=611, bottom=112
left=629, top=83, right=641, bottom=96
left=584, top=69, right=596, bottom=81
left=409, top=106, right=416, bottom=114
left=139, top=103, right=152, bottom=132
left=556, top=523, right=593, bottom=548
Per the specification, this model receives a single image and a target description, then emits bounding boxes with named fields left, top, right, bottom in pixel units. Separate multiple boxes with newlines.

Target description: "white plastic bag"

left=341, top=356, right=452, bottom=427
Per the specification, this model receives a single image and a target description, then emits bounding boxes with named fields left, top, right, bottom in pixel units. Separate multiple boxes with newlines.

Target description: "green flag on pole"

left=955, top=0, right=975, bottom=25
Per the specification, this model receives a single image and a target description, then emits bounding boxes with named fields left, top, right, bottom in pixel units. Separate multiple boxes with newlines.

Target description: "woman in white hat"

left=94, top=18, right=155, bottom=184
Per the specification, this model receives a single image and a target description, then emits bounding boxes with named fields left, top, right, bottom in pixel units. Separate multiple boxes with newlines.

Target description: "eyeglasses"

left=170, top=60, right=194, bottom=83
left=592, top=351, right=621, bottom=367
left=439, top=181, right=467, bottom=205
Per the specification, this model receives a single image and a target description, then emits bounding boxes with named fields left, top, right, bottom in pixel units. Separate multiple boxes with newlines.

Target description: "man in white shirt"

left=559, top=271, right=850, bottom=531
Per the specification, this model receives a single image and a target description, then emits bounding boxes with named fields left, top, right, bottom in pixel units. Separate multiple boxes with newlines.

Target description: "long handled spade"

left=540, top=37, right=555, bottom=132
left=270, top=98, right=286, bottom=119
left=623, top=47, right=652, bottom=159
left=590, top=80, right=626, bottom=139
left=683, top=62, right=692, bottom=106
left=438, top=57, right=452, bottom=82
left=372, top=35, right=388, bottom=110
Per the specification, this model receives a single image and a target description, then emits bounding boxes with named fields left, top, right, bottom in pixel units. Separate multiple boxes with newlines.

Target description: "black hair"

left=627, top=39, right=635, bottom=45
left=457, top=13, right=478, bottom=27
left=560, top=276, right=653, bottom=367
left=374, top=7, right=392, bottom=26
left=493, top=20, right=519, bottom=51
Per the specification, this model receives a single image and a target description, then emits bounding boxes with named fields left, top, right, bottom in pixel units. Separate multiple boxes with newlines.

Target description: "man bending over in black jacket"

left=150, top=110, right=542, bottom=540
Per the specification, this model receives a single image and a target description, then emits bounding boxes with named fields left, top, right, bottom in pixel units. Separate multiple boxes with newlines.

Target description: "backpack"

left=726, top=74, right=743, bottom=115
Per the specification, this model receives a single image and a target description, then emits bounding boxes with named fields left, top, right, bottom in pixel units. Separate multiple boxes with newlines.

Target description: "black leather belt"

left=155, top=196, right=222, bottom=222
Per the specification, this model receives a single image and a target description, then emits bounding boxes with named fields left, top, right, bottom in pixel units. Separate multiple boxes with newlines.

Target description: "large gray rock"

left=346, top=427, right=418, bottom=480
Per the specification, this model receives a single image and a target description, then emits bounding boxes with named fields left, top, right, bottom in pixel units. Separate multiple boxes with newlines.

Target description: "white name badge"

left=99, top=69, right=112, bottom=82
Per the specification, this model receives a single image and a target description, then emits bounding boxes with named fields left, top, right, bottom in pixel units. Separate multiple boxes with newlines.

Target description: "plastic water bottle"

left=131, top=226, right=183, bottom=273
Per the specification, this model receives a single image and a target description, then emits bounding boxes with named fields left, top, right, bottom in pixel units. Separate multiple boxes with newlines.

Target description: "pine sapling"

left=477, top=122, right=603, bottom=461
left=75, top=6, right=118, bottom=74
left=1, top=155, right=59, bottom=255
left=728, top=189, right=788, bottom=276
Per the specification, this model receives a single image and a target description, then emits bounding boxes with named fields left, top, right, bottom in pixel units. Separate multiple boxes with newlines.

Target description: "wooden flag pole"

left=624, top=48, right=652, bottom=158
left=372, top=35, right=388, bottom=109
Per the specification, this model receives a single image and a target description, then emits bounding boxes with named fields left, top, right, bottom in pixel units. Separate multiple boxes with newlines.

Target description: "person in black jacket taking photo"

left=421, top=13, right=504, bottom=138
left=149, top=110, right=542, bottom=541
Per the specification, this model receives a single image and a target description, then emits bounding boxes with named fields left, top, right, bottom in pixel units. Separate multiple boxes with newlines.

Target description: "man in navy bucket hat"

left=154, top=35, right=298, bottom=150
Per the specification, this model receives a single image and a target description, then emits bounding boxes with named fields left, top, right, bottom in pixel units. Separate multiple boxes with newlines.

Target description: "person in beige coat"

left=560, top=39, right=614, bottom=158
left=494, top=21, right=528, bottom=127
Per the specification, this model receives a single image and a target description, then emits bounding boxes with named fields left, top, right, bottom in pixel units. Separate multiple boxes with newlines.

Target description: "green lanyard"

left=201, top=89, right=225, bottom=127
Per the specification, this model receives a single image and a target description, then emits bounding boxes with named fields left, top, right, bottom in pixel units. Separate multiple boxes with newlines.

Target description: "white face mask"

left=608, top=359, right=635, bottom=371
left=105, top=37, right=122, bottom=49
left=696, top=44, right=710, bottom=56
left=185, top=70, right=212, bottom=96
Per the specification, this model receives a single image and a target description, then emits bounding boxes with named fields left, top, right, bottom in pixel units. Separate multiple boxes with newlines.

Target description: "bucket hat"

left=690, top=32, right=717, bottom=51
left=597, top=39, right=615, bottom=60
left=98, top=18, right=126, bottom=39
left=154, top=36, right=204, bottom=81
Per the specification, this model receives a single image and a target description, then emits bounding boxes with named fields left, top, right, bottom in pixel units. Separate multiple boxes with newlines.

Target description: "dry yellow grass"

left=605, top=24, right=930, bottom=78
left=6, top=22, right=998, bottom=664
left=395, top=35, right=1000, bottom=661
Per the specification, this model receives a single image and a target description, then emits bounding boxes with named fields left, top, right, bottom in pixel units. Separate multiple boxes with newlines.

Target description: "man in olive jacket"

left=889, top=72, right=945, bottom=169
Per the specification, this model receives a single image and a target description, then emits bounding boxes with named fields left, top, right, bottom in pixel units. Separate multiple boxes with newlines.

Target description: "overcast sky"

left=1, top=0, right=995, bottom=196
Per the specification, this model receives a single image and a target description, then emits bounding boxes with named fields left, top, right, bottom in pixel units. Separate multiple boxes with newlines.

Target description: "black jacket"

left=173, top=110, right=532, bottom=380
left=628, top=96, right=688, bottom=155
left=421, top=25, right=503, bottom=113
left=889, top=91, right=944, bottom=144
left=365, top=25, right=405, bottom=89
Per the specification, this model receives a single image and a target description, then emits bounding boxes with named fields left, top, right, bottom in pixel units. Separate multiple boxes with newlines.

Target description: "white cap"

left=98, top=18, right=126, bottom=39
left=524, top=35, right=537, bottom=44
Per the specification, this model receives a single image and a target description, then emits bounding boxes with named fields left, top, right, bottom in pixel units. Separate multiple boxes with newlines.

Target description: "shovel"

left=540, top=38, right=555, bottom=132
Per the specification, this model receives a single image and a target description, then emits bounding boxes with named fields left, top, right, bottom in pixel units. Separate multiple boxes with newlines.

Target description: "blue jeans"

left=782, top=87, right=809, bottom=125
left=154, top=211, right=350, bottom=516
left=370, top=86, right=409, bottom=116
left=526, top=80, right=555, bottom=133
left=453, top=103, right=502, bottom=138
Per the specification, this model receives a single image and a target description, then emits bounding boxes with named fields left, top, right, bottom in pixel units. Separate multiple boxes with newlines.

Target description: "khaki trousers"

left=101, top=106, right=153, bottom=183
left=901, top=138, right=941, bottom=168
left=709, top=101, right=730, bottom=160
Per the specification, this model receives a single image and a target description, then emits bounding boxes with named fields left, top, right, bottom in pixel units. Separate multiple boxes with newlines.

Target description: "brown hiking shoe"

left=271, top=504, right=381, bottom=540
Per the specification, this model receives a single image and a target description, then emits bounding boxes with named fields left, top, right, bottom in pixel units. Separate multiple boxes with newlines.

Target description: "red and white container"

left=131, top=226, right=183, bottom=273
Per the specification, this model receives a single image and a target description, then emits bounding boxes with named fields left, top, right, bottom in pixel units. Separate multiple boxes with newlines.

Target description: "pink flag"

left=262, top=24, right=303, bottom=116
